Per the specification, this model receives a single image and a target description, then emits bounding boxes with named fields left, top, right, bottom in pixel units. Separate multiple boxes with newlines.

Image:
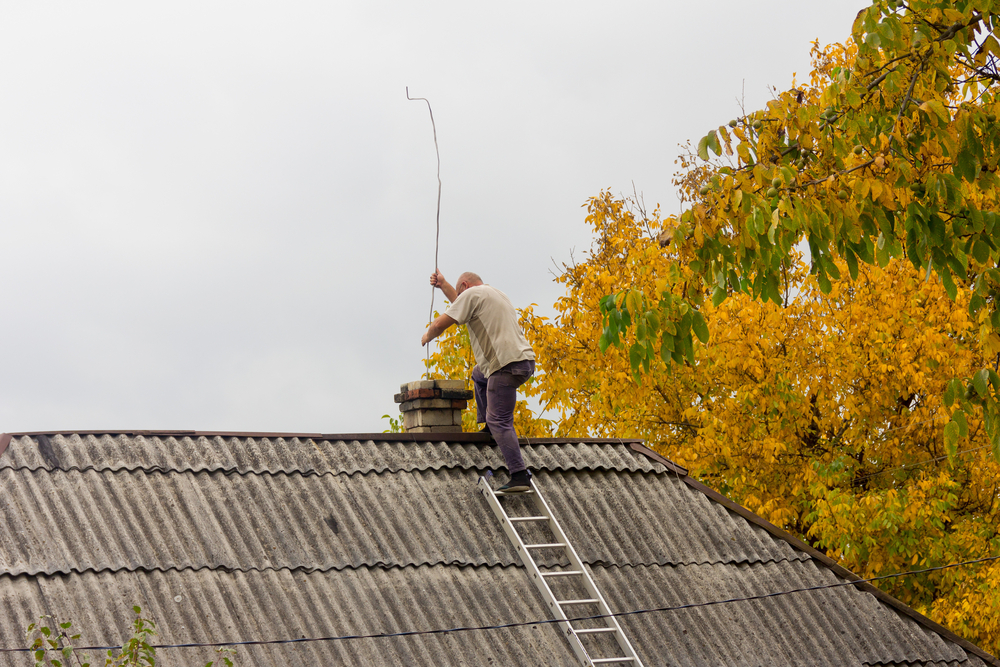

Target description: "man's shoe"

left=496, top=470, right=532, bottom=494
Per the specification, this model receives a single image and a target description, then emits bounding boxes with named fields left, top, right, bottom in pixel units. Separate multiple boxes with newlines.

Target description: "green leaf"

left=974, top=368, right=990, bottom=397
left=628, top=343, right=643, bottom=372
left=707, top=131, right=721, bottom=156
left=845, top=249, right=859, bottom=281
left=660, top=332, right=674, bottom=361
left=598, top=333, right=610, bottom=354
left=944, top=380, right=956, bottom=407
left=697, top=134, right=711, bottom=161
left=973, top=239, right=990, bottom=264
left=876, top=236, right=891, bottom=267
left=944, top=421, right=959, bottom=459
left=941, top=268, right=957, bottom=301
left=954, top=409, right=969, bottom=438
left=712, top=286, right=727, bottom=307
left=692, top=311, right=710, bottom=344
left=955, top=149, right=980, bottom=182
left=817, top=271, right=832, bottom=294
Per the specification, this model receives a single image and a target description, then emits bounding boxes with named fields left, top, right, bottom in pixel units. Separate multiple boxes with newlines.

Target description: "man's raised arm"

left=430, top=270, right=458, bottom=302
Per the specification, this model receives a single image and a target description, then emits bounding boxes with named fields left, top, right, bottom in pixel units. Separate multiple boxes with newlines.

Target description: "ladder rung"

left=557, top=598, right=600, bottom=606
left=509, top=515, right=549, bottom=522
left=524, top=543, right=565, bottom=549
left=592, top=659, right=635, bottom=664
left=540, top=570, right=583, bottom=578
left=574, top=628, right=618, bottom=635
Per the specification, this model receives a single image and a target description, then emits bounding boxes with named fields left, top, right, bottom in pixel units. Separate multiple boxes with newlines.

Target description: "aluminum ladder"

left=478, top=476, right=644, bottom=667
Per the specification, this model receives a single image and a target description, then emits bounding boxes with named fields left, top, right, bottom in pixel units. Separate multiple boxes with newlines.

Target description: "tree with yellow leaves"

left=427, top=192, right=1000, bottom=652
left=600, top=0, right=1000, bottom=459
left=424, top=0, right=1000, bottom=650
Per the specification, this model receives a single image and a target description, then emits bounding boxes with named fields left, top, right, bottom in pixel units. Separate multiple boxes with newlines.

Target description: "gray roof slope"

left=0, top=467, right=806, bottom=575
left=0, top=431, right=993, bottom=667
left=0, top=564, right=987, bottom=667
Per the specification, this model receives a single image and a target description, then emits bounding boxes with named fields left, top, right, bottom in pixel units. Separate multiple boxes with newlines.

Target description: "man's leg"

left=485, top=361, right=534, bottom=474
left=472, top=366, right=489, bottom=427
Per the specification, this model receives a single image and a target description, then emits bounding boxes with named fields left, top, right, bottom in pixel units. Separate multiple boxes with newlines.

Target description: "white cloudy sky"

left=0, top=0, right=864, bottom=434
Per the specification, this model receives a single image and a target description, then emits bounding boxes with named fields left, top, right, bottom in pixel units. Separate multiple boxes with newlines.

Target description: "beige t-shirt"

left=445, top=285, right=535, bottom=378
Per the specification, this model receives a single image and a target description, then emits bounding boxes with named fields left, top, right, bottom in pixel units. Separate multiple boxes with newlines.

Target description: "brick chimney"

left=394, top=380, right=474, bottom=433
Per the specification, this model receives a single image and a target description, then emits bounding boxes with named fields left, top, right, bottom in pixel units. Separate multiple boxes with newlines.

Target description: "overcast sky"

left=0, top=0, right=865, bottom=434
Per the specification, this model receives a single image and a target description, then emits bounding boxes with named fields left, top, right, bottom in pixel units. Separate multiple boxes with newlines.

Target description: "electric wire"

left=406, top=87, right=442, bottom=377
left=853, top=443, right=991, bottom=485
left=8, top=553, right=999, bottom=654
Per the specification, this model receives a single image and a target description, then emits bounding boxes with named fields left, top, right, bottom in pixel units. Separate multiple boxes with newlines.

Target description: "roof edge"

left=681, top=473, right=999, bottom=667
left=3, top=430, right=644, bottom=446
left=628, top=442, right=687, bottom=475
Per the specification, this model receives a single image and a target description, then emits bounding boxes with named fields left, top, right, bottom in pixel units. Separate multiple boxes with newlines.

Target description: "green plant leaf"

left=707, top=131, right=721, bottom=156
left=954, top=409, right=969, bottom=438
left=944, top=420, right=959, bottom=457
left=974, top=368, right=990, bottom=397
left=629, top=343, right=642, bottom=372
left=692, top=311, right=710, bottom=344
left=697, top=134, right=711, bottom=161
left=944, top=380, right=956, bottom=406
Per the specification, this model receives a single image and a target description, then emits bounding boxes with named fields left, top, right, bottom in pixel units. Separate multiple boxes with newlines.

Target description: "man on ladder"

left=421, top=270, right=536, bottom=493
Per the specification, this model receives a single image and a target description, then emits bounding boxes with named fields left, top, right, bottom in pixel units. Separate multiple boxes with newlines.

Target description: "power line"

left=853, top=443, right=991, bottom=484
left=7, top=553, right=999, bottom=654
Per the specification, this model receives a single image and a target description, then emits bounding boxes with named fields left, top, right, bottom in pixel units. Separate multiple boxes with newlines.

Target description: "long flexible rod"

left=406, top=87, right=442, bottom=377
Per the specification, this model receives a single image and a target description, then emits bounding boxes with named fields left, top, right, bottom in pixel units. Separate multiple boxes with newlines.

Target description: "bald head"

left=455, top=272, right=483, bottom=297
left=457, top=272, right=483, bottom=286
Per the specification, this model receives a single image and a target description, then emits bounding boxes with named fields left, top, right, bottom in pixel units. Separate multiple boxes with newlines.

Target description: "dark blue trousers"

left=472, top=359, right=535, bottom=473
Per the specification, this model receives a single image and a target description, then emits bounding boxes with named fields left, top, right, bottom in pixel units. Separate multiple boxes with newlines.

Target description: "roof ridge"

left=1, top=430, right=643, bottom=444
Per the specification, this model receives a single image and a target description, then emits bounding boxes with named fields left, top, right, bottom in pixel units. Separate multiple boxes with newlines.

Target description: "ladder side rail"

left=528, top=479, right=645, bottom=667
left=477, top=477, right=596, bottom=667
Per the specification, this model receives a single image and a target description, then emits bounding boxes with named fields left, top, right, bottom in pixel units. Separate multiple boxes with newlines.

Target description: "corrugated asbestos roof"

left=0, top=431, right=993, bottom=667
left=0, top=434, right=662, bottom=475
left=0, top=564, right=987, bottom=667
left=0, top=468, right=806, bottom=575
